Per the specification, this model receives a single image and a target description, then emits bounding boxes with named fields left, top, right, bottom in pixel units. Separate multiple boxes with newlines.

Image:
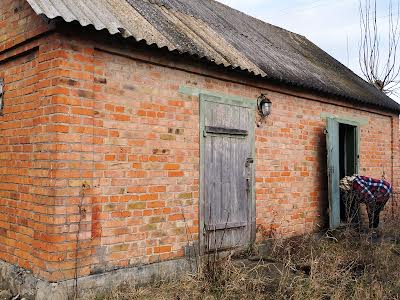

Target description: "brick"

left=147, top=201, right=165, bottom=208
left=149, top=216, right=166, bottom=223
left=139, top=194, right=158, bottom=201
left=164, top=163, right=180, bottom=170
left=168, top=171, right=184, bottom=177
left=128, top=202, right=146, bottom=210
left=111, top=211, right=131, bottom=218
left=178, top=193, right=192, bottom=199
left=149, top=186, right=166, bottom=193
left=160, top=134, right=176, bottom=141
left=110, top=244, right=129, bottom=252
left=168, top=214, right=184, bottom=221
left=154, top=245, right=172, bottom=254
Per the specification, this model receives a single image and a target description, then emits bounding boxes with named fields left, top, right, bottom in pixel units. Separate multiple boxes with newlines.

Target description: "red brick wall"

left=0, top=4, right=399, bottom=282
left=0, top=0, right=50, bottom=52
left=0, top=0, right=75, bottom=281
left=0, top=35, right=76, bottom=281
left=36, top=37, right=397, bottom=281
left=33, top=43, right=202, bottom=280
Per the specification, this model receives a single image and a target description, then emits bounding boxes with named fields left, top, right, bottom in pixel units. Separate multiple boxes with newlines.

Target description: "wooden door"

left=326, top=117, right=340, bottom=229
left=200, top=94, right=255, bottom=252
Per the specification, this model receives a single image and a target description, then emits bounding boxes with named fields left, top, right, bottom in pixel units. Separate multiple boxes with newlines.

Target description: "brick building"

left=0, top=0, right=399, bottom=297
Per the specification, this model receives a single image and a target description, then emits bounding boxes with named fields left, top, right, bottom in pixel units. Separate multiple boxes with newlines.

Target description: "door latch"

left=245, top=158, right=254, bottom=167
left=245, top=158, right=254, bottom=191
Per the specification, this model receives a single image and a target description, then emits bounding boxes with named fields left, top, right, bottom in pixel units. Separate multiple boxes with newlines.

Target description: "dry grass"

left=84, top=222, right=400, bottom=300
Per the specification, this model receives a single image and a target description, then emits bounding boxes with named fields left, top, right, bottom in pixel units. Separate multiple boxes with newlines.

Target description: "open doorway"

left=326, top=118, right=359, bottom=229
left=339, top=124, right=358, bottom=223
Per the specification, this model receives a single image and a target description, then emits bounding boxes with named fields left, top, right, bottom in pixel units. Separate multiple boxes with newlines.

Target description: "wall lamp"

left=257, top=94, right=272, bottom=118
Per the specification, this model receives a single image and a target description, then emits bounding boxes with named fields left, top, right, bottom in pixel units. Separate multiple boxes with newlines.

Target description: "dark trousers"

left=366, top=200, right=388, bottom=228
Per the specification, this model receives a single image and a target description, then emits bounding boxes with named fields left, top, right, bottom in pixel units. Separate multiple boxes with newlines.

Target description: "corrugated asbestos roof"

left=27, top=0, right=400, bottom=112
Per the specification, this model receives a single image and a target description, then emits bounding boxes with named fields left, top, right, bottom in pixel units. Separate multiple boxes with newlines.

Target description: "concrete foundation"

left=0, top=258, right=191, bottom=300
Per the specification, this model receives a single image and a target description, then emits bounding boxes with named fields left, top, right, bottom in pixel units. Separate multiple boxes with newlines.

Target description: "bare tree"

left=359, top=0, right=400, bottom=97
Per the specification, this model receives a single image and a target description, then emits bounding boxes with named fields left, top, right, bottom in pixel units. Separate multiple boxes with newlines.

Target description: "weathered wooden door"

left=326, top=117, right=340, bottom=229
left=200, top=94, right=255, bottom=252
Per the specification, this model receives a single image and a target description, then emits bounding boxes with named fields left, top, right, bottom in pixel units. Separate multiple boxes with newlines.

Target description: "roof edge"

left=26, top=0, right=400, bottom=113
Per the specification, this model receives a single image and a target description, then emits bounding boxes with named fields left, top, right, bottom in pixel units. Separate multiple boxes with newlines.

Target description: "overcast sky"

left=217, top=0, right=400, bottom=102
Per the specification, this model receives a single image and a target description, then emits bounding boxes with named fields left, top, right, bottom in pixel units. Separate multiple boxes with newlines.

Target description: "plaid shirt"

left=352, top=175, right=392, bottom=203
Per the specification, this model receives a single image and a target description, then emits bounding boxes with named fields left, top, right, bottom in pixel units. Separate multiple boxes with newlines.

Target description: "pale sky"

left=217, top=0, right=400, bottom=102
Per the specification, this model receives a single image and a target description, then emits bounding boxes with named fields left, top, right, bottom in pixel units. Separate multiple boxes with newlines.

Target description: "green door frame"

left=326, top=116, right=362, bottom=229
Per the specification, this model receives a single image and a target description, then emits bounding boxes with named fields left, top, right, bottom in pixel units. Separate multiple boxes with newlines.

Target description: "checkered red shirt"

left=352, top=175, right=392, bottom=203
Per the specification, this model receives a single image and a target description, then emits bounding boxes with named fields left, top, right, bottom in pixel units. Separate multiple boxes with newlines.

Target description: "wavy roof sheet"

left=27, top=0, right=400, bottom=112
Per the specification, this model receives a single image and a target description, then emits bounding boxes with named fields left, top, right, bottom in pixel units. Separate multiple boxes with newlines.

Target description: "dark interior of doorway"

left=339, top=123, right=358, bottom=222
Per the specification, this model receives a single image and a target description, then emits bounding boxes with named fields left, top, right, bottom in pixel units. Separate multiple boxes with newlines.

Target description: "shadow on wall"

left=317, top=128, right=329, bottom=228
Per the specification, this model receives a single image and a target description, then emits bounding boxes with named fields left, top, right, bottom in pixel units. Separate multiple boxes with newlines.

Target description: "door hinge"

left=0, top=78, right=3, bottom=115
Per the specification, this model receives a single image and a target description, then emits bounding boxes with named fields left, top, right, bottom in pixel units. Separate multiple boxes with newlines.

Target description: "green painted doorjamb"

left=179, top=86, right=257, bottom=109
left=325, top=114, right=363, bottom=229
left=326, top=117, right=341, bottom=229
left=321, top=113, right=363, bottom=174
left=320, top=112, right=368, bottom=126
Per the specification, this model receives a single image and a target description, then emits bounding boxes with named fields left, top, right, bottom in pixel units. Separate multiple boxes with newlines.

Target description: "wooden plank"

left=205, top=126, right=248, bottom=136
left=326, top=117, right=341, bottom=229
left=205, top=222, right=247, bottom=231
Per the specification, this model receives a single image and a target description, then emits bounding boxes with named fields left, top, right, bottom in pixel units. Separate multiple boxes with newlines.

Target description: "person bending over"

left=339, top=175, right=392, bottom=228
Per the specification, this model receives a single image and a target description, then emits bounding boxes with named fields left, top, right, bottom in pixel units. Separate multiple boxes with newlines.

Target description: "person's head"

left=339, top=175, right=356, bottom=191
